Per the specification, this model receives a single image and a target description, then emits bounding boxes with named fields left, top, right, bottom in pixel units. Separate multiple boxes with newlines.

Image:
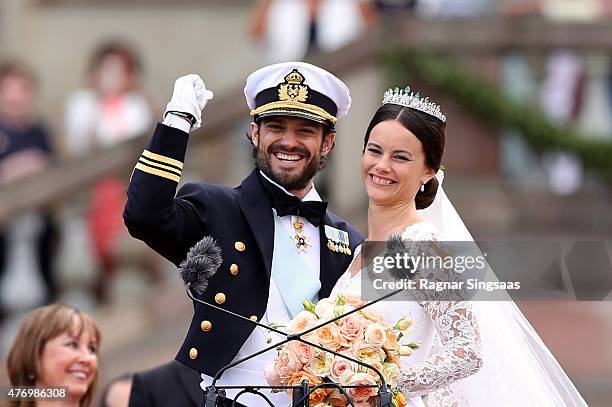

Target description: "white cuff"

left=200, top=373, right=212, bottom=391
left=162, top=113, right=192, bottom=134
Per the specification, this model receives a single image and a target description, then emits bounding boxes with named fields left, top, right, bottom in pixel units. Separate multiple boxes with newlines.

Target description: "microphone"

left=179, top=236, right=400, bottom=407
left=178, top=235, right=222, bottom=296
left=385, top=234, right=417, bottom=281
left=178, top=236, right=229, bottom=407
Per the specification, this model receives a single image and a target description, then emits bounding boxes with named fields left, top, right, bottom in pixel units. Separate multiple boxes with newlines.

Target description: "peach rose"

left=337, top=315, right=365, bottom=347
left=364, top=324, right=386, bottom=348
left=264, top=363, right=282, bottom=386
left=382, top=362, right=401, bottom=388
left=353, top=340, right=386, bottom=364
left=276, top=347, right=303, bottom=381
left=357, top=359, right=384, bottom=380
left=315, top=322, right=341, bottom=350
left=287, top=310, right=319, bottom=334
left=359, top=307, right=386, bottom=325
left=330, top=355, right=357, bottom=382
left=310, top=387, right=332, bottom=406
left=385, top=349, right=400, bottom=365
left=287, top=369, right=322, bottom=387
left=328, top=389, right=349, bottom=406
left=306, top=351, right=333, bottom=377
left=288, top=371, right=327, bottom=404
left=314, top=297, right=336, bottom=320
left=383, top=330, right=399, bottom=352
left=341, top=372, right=379, bottom=403
left=287, top=341, right=315, bottom=365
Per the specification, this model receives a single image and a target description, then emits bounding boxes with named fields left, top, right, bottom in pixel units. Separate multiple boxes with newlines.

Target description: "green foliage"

left=382, top=48, right=612, bottom=179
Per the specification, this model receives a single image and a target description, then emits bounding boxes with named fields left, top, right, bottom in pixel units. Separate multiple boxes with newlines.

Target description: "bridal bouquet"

left=265, top=293, right=416, bottom=407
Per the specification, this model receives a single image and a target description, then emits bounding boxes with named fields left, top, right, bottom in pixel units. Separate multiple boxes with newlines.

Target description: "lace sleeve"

left=397, top=301, right=483, bottom=398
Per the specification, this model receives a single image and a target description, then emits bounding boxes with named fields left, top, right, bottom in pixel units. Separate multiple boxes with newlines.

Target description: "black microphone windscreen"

left=385, top=234, right=415, bottom=281
left=178, top=236, right=223, bottom=296
left=386, top=234, right=406, bottom=255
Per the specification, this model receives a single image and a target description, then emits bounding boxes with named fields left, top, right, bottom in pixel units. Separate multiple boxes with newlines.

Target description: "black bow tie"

left=258, top=173, right=328, bottom=227
left=274, top=195, right=328, bottom=227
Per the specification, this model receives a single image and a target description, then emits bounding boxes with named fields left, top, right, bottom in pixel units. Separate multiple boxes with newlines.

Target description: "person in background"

left=248, top=0, right=375, bottom=63
left=100, top=373, right=133, bottom=407
left=63, top=41, right=158, bottom=304
left=0, top=61, right=58, bottom=315
left=6, top=303, right=101, bottom=407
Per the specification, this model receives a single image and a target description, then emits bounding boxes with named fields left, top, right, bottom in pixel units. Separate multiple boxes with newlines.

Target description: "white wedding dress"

left=329, top=205, right=588, bottom=407
left=330, top=222, right=483, bottom=407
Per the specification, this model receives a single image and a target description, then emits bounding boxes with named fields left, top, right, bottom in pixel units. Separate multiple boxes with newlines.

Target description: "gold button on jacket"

left=234, top=241, right=246, bottom=252
left=229, top=263, right=239, bottom=275
left=189, top=348, right=198, bottom=360
left=249, top=315, right=258, bottom=322
left=200, top=320, right=212, bottom=332
left=214, top=293, right=226, bottom=304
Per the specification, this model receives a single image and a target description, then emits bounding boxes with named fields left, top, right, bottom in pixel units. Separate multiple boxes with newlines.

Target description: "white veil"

left=418, top=170, right=588, bottom=406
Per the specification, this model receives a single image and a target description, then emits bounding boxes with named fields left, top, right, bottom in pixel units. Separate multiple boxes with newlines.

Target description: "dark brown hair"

left=88, top=40, right=141, bottom=76
left=363, top=103, right=446, bottom=209
left=0, top=61, right=37, bottom=88
left=6, top=304, right=102, bottom=407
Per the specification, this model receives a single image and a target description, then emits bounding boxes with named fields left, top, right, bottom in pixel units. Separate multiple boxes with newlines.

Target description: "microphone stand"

left=186, top=284, right=402, bottom=407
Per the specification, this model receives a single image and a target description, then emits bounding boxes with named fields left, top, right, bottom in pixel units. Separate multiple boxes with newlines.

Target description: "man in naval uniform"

left=123, top=61, right=362, bottom=406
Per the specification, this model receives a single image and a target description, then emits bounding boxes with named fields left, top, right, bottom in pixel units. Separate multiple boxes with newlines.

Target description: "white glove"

left=164, top=74, right=214, bottom=131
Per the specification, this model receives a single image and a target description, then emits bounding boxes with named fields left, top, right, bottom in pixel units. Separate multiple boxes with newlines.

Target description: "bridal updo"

left=363, top=103, right=446, bottom=209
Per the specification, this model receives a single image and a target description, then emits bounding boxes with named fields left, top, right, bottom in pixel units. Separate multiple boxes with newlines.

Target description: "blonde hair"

left=6, top=304, right=102, bottom=407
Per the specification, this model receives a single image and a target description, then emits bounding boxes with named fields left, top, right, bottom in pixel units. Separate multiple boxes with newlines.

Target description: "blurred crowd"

left=1, top=1, right=612, bottom=406
left=0, top=41, right=159, bottom=323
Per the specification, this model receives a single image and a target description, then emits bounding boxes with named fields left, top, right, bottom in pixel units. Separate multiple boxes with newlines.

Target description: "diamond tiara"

left=382, top=86, right=446, bottom=123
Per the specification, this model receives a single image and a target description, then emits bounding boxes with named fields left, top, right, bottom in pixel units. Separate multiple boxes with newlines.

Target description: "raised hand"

left=164, top=74, right=214, bottom=130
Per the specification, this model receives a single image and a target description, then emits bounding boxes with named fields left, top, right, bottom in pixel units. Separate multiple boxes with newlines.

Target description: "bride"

left=326, top=87, right=589, bottom=406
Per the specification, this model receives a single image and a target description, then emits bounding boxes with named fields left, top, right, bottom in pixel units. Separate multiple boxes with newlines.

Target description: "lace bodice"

left=330, top=222, right=483, bottom=404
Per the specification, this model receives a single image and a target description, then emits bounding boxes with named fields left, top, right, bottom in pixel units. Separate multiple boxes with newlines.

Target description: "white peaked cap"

left=244, top=61, right=351, bottom=126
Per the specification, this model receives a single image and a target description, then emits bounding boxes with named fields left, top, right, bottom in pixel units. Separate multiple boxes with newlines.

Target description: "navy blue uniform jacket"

left=124, top=123, right=363, bottom=376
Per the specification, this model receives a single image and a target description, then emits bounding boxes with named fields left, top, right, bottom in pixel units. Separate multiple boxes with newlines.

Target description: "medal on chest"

left=324, top=225, right=352, bottom=256
left=292, top=217, right=311, bottom=253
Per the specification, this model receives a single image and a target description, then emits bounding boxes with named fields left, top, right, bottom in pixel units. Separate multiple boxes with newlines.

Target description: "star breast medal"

left=293, top=217, right=311, bottom=253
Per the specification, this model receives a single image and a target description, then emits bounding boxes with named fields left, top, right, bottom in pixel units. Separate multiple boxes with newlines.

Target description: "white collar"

left=259, top=170, right=322, bottom=202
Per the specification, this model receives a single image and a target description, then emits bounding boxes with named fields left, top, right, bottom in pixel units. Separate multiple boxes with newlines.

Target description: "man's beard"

left=255, top=144, right=323, bottom=191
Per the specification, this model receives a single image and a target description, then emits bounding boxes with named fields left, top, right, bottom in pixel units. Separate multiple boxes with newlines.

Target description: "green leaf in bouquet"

left=407, top=342, right=420, bottom=350
left=336, top=295, right=346, bottom=306
left=303, top=298, right=317, bottom=314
